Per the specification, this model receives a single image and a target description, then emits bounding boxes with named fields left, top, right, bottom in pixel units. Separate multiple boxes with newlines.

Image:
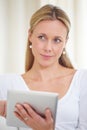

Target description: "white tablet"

left=6, top=90, right=58, bottom=128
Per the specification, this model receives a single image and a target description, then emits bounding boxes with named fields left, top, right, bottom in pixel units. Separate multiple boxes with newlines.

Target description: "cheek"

left=32, top=40, right=43, bottom=56
left=55, top=46, right=64, bottom=56
left=32, top=40, right=43, bottom=50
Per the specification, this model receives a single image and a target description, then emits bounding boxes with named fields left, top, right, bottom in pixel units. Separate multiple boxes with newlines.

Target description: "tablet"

left=6, top=90, right=58, bottom=128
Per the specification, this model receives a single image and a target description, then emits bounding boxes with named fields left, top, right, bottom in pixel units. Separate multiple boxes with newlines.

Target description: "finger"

left=14, top=111, right=23, bottom=121
left=45, top=109, right=54, bottom=129
left=15, top=104, right=29, bottom=119
left=45, top=108, right=53, bottom=122
left=23, top=103, right=41, bottom=120
left=14, top=107, right=29, bottom=123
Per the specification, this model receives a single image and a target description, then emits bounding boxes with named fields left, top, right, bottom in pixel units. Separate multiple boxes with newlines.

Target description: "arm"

left=0, top=76, right=7, bottom=117
left=14, top=103, right=54, bottom=130
left=76, top=70, right=87, bottom=129
left=0, top=100, right=6, bottom=117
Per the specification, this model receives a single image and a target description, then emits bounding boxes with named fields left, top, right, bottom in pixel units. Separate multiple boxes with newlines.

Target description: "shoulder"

left=76, top=69, right=87, bottom=93
left=0, top=73, right=20, bottom=90
left=76, top=69, right=87, bottom=81
left=0, top=73, right=18, bottom=83
left=78, top=69, right=87, bottom=75
left=0, top=74, right=21, bottom=99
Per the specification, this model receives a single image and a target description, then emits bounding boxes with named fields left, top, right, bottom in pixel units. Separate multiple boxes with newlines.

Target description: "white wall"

left=73, top=0, right=87, bottom=69
left=0, top=0, right=87, bottom=130
left=0, top=1, right=40, bottom=129
left=0, top=0, right=40, bottom=74
left=0, top=0, right=87, bottom=74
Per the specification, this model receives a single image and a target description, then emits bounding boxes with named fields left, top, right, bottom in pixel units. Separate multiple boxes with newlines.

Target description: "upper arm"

left=77, top=70, right=87, bottom=129
left=0, top=75, right=9, bottom=100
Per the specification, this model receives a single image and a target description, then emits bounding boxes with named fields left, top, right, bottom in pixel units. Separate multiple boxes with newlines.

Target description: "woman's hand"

left=0, top=100, right=6, bottom=117
left=14, top=103, right=54, bottom=130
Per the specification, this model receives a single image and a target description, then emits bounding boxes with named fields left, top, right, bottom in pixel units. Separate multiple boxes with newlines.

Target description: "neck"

left=27, top=62, right=65, bottom=81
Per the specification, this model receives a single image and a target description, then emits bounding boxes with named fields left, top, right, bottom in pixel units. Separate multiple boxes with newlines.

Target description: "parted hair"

left=25, top=4, right=74, bottom=72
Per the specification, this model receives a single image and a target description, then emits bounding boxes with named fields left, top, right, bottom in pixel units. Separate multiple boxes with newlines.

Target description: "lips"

left=40, top=54, right=53, bottom=60
left=40, top=54, right=52, bottom=57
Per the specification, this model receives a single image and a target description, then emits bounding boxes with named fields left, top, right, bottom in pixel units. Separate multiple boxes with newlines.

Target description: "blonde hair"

left=25, top=4, right=74, bottom=72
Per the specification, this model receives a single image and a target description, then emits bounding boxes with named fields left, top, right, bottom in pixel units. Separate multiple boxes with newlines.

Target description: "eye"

left=54, top=38, right=62, bottom=44
left=38, top=35, right=45, bottom=40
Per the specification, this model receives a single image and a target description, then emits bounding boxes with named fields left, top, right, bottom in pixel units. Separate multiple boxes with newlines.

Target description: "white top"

left=0, top=69, right=87, bottom=130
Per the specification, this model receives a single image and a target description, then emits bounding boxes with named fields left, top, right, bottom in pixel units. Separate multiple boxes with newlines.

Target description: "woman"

left=0, top=4, right=87, bottom=130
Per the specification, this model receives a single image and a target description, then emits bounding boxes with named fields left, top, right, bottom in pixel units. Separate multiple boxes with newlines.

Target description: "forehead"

left=33, top=20, right=67, bottom=37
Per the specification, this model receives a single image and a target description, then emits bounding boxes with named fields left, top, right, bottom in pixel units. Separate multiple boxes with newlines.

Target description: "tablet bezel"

left=6, top=90, right=58, bottom=128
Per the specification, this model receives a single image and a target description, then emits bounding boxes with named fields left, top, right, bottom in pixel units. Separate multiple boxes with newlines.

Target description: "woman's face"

left=29, top=20, right=68, bottom=67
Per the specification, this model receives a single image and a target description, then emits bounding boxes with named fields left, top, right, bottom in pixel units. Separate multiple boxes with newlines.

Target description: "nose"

left=44, top=41, right=52, bottom=52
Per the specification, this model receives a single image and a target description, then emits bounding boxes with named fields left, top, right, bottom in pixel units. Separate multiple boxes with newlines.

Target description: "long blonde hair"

left=25, top=4, right=74, bottom=72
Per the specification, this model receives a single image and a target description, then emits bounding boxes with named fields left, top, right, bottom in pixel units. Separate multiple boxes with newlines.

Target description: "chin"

left=39, top=62, right=53, bottom=68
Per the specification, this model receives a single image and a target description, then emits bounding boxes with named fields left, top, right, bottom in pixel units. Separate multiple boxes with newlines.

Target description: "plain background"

left=0, top=0, right=87, bottom=74
left=0, top=0, right=87, bottom=129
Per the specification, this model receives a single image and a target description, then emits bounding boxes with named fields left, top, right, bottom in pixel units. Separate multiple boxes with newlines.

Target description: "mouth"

left=40, top=54, right=53, bottom=57
left=40, top=54, right=53, bottom=59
